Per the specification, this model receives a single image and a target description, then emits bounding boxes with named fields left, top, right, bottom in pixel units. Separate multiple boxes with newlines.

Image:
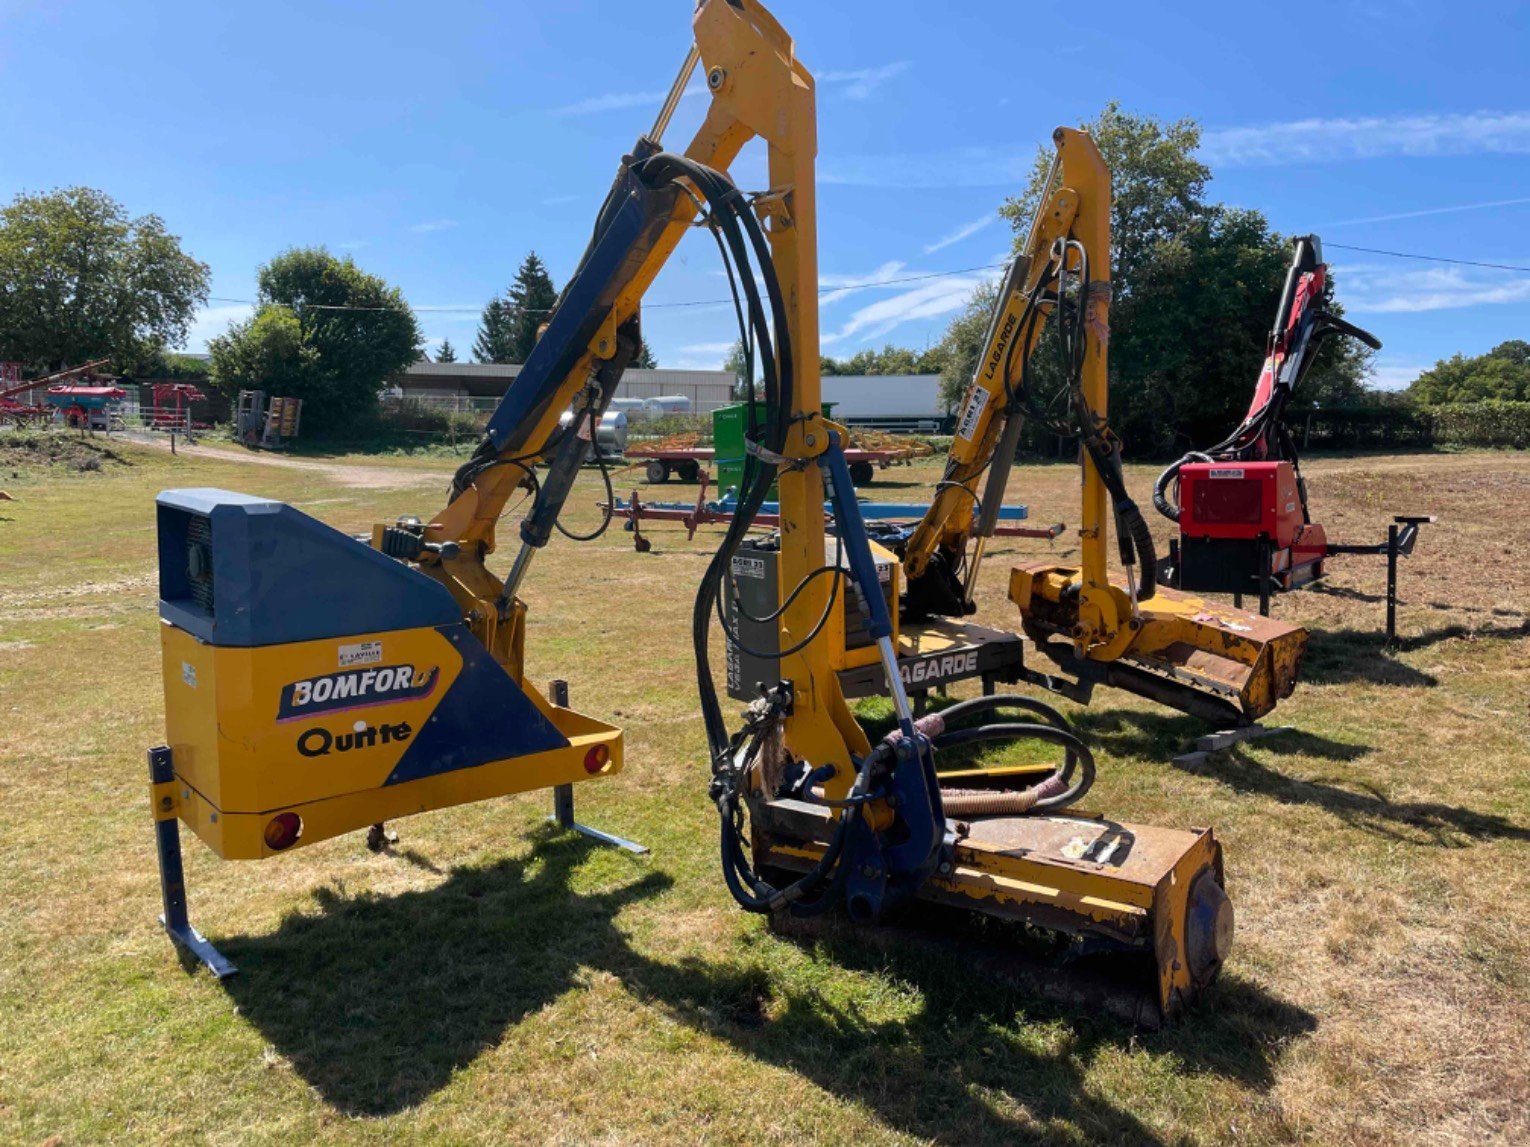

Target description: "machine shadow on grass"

left=1302, top=618, right=1530, bottom=687
left=1073, top=707, right=1530, bottom=848
left=220, top=825, right=1314, bottom=1142
left=614, top=908, right=1315, bottom=1147
left=221, top=829, right=673, bottom=1118
left=1180, top=746, right=1530, bottom=847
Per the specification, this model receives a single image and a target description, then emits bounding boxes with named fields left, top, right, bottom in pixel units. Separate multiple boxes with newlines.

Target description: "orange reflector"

left=264, top=812, right=303, bottom=851
left=583, top=744, right=610, bottom=774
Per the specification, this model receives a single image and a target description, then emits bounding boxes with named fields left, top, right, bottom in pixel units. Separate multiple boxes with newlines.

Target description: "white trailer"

left=820, top=374, right=948, bottom=430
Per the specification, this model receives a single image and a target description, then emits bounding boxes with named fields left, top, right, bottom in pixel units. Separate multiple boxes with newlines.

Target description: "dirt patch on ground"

left=122, top=431, right=447, bottom=490
left=0, top=432, right=134, bottom=475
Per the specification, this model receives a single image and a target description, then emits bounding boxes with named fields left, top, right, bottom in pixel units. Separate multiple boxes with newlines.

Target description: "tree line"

left=2, top=113, right=1521, bottom=443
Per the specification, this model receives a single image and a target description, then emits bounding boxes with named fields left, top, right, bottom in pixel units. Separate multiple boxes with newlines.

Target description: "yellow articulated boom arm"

left=897, top=133, right=1094, bottom=619
left=894, top=129, right=1304, bottom=725
left=989, top=133, right=1308, bottom=726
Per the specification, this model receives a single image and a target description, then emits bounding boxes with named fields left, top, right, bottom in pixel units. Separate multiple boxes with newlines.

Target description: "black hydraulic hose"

left=1152, top=452, right=1211, bottom=523
left=633, top=153, right=856, bottom=918
left=634, top=154, right=787, bottom=760
left=553, top=404, right=617, bottom=542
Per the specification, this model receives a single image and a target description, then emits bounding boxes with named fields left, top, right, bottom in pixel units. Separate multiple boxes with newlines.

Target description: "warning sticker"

left=731, top=556, right=766, bottom=580
left=1208, top=468, right=1245, bottom=479
left=339, top=640, right=383, bottom=667
left=956, top=387, right=989, bottom=441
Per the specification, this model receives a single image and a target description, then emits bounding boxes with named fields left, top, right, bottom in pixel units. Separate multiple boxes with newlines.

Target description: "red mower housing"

left=1174, top=461, right=1327, bottom=593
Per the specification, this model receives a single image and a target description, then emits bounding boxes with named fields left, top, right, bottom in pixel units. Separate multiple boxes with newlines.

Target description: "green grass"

left=1, top=429, right=1527, bottom=1144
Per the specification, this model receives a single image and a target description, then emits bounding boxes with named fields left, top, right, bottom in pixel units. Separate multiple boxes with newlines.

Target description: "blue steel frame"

left=815, top=432, right=947, bottom=918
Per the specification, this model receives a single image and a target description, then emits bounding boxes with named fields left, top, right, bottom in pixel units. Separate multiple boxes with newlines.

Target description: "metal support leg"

left=1385, top=523, right=1399, bottom=642
left=148, top=746, right=237, bottom=978
left=1258, top=542, right=1272, bottom=618
left=545, top=682, right=648, bottom=855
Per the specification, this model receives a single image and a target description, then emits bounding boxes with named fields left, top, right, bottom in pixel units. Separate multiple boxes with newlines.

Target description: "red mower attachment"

left=1154, top=235, right=1431, bottom=636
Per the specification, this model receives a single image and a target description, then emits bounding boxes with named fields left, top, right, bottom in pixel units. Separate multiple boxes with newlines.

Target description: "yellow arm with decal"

left=899, top=129, right=1107, bottom=613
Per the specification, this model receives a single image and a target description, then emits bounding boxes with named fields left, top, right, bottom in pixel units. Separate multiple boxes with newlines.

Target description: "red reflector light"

left=1192, top=478, right=1263, bottom=525
left=264, top=812, right=303, bottom=851
left=583, top=744, right=611, bottom=774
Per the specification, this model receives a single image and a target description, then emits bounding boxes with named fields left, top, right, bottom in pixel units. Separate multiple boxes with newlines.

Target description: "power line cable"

left=1325, top=243, right=1530, bottom=275
left=203, top=260, right=1010, bottom=316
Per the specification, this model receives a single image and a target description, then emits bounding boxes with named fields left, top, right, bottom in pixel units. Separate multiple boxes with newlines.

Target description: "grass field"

left=1, top=430, right=1527, bottom=1145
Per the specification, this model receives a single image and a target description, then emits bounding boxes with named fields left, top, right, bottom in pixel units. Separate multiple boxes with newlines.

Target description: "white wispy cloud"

left=1319, top=195, right=1530, bottom=228
left=678, top=341, right=737, bottom=355
left=822, top=271, right=994, bottom=345
left=820, top=145, right=1032, bottom=188
left=923, top=212, right=996, bottom=254
left=816, top=61, right=910, bottom=100
left=1337, top=263, right=1530, bottom=313
left=553, top=61, right=908, bottom=118
left=819, top=260, right=907, bottom=306
left=552, top=83, right=706, bottom=118
left=1202, top=110, right=1530, bottom=167
left=336, top=239, right=368, bottom=250
left=410, top=219, right=458, bottom=233
left=672, top=355, right=729, bottom=371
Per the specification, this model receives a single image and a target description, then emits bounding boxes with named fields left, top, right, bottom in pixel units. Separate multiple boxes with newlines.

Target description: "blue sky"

left=3, top=0, right=1528, bottom=388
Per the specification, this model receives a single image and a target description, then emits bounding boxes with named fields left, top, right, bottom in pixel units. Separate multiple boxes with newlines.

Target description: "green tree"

left=209, top=248, right=420, bottom=432
left=934, top=281, right=1000, bottom=413
left=633, top=334, right=657, bottom=369
left=821, top=344, right=950, bottom=378
left=1410, top=340, right=1530, bottom=403
left=138, top=350, right=211, bottom=380
left=435, top=337, right=458, bottom=363
left=209, top=307, right=317, bottom=402
left=474, top=297, right=515, bottom=363
left=506, top=251, right=559, bottom=363
left=963, top=103, right=1371, bottom=454
left=724, top=337, right=751, bottom=397
left=0, top=187, right=209, bottom=374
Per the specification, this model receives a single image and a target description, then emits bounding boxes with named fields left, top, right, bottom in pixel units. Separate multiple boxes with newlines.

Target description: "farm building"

left=392, top=361, right=735, bottom=414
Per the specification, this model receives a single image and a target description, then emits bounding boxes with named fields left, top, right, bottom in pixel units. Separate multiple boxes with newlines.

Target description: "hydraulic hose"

left=1152, top=452, right=1211, bottom=523
left=914, top=694, right=1096, bottom=815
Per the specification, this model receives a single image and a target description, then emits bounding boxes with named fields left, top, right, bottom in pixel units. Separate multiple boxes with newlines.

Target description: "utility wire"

left=204, top=260, right=1010, bottom=315
left=206, top=244, right=1530, bottom=319
left=1325, top=243, right=1530, bottom=275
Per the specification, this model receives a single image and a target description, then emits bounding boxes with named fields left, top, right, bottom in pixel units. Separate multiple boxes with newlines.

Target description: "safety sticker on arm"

left=956, top=387, right=988, bottom=442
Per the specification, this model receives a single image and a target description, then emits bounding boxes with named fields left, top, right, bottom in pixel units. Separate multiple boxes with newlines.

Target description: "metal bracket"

left=545, top=682, right=649, bottom=855
left=1327, top=515, right=1436, bottom=640
left=148, top=745, right=237, bottom=978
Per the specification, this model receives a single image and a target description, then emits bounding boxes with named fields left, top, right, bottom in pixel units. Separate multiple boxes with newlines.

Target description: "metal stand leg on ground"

left=148, top=745, right=236, bottom=978
left=1385, top=523, right=1398, bottom=642
left=545, top=681, right=649, bottom=855
left=1258, top=541, right=1272, bottom=617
